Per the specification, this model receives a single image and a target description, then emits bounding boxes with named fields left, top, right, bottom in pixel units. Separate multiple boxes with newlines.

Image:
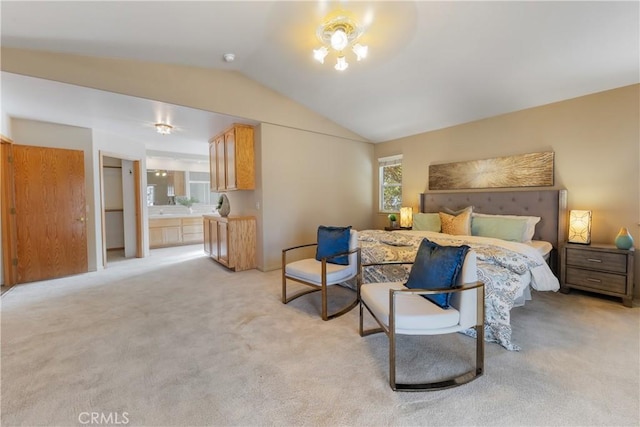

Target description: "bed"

left=358, top=189, right=567, bottom=351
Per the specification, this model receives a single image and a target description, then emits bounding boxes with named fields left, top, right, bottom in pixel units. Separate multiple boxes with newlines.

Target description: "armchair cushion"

left=316, top=225, right=352, bottom=265
left=405, top=239, right=470, bottom=309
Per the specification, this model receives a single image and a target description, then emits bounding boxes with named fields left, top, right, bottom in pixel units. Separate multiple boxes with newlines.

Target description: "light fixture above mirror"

left=155, top=123, right=173, bottom=135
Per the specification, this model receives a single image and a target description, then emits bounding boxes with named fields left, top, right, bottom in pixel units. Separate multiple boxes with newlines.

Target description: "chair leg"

left=389, top=288, right=484, bottom=391
left=283, top=274, right=358, bottom=321
left=282, top=275, right=321, bottom=304
left=390, top=331, right=484, bottom=391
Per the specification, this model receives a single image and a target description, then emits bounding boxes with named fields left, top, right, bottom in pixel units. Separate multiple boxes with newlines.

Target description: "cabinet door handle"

left=587, top=278, right=602, bottom=283
left=587, top=258, right=602, bottom=263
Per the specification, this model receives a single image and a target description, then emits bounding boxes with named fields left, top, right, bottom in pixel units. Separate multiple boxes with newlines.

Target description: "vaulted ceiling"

left=1, top=1, right=638, bottom=155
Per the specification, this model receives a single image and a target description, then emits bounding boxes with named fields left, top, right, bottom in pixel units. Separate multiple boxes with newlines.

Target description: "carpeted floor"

left=1, top=244, right=639, bottom=426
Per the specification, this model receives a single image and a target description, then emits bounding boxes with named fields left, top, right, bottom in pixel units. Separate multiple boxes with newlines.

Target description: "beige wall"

left=1, top=48, right=367, bottom=144
left=260, top=123, right=374, bottom=270
left=374, top=84, right=640, bottom=298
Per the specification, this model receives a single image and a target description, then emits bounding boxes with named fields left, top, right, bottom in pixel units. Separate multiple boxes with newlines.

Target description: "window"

left=188, top=171, right=211, bottom=205
left=379, top=155, right=402, bottom=212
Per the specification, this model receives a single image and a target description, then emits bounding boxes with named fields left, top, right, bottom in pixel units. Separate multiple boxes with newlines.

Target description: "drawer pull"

left=587, top=278, right=602, bottom=283
left=587, top=258, right=602, bottom=263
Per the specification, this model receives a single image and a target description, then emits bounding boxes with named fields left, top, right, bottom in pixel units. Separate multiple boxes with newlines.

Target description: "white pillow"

left=472, top=213, right=541, bottom=243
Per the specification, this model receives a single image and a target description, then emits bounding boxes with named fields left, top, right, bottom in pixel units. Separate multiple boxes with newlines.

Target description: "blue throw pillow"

left=316, top=226, right=352, bottom=265
left=405, top=239, right=470, bottom=309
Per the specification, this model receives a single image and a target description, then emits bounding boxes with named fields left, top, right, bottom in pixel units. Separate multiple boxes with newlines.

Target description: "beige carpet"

left=1, top=244, right=639, bottom=426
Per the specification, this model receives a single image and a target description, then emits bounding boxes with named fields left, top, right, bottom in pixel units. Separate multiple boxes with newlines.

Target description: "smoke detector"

left=223, top=53, right=235, bottom=63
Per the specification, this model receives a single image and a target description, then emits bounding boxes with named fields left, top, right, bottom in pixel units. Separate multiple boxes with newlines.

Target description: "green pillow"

left=471, top=216, right=528, bottom=242
left=412, top=213, right=441, bottom=232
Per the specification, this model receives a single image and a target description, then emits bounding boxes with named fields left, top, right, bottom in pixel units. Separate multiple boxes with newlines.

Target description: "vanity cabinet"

left=181, top=217, right=204, bottom=243
left=209, top=124, right=255, bottom=192
left=149, top=218, right=182, bottom=248
left=203, top=215, right=256, bottom=271
left=149, top=216, right=204, bottom=248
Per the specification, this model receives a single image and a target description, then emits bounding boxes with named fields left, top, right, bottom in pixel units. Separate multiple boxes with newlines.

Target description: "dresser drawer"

left=565, top=267, right=626, bottom=294
left=565, top=248, right=627, bottom=274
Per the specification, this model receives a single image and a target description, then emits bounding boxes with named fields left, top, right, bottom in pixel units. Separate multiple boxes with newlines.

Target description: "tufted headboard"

left=420, top=189, right=567, bottom=271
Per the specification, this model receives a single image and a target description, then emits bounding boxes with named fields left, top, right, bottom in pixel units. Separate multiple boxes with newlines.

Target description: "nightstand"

left=384, top=226, right=412, bottom=231
left=560, top=243, right=635, bottom=307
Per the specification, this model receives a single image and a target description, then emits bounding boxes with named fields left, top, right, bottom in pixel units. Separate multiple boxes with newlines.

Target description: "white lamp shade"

left=568, top=210, right=592, bottom=244
left=334, top=56, right=349, bottom=71
left=400, top=207, right=413, bottom=228
left=313, top=46, right=329, bottom=63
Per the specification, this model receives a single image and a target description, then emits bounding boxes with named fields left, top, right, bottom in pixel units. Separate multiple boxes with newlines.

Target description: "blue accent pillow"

left=316, top=226, right=352, bottom=265
left=405, top=239, right=470, bottom=309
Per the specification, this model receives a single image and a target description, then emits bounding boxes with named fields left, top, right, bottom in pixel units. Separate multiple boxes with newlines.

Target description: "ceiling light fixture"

left=313, top=11, right=368, bottom=71
left=155, top=123, right=173, bottom=135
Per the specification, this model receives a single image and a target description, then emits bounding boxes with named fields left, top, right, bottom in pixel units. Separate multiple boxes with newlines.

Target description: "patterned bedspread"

left=357, top=230, right=560, bottom=351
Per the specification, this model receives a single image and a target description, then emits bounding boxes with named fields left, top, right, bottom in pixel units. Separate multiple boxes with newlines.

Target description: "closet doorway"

left=99, top=152, right=143, bottom=266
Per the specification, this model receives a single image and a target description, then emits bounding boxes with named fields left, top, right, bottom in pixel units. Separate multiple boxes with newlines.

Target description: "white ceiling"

left=1, top=1, right=638, bottom=155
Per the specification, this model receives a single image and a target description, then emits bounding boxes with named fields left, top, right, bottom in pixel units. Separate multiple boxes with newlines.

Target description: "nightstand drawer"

left=565, top=248, right=627, bottom=273
left=565, top=267, right=626, bottom=294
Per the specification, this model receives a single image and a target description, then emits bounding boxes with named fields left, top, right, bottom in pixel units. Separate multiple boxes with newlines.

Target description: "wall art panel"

left=429, top=151, right=554, bottom=190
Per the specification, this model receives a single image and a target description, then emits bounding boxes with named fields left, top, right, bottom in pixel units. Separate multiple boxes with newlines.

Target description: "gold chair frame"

left=359, top=261, right=485, bottom=391
left=282, top=243, right=361, bottom=321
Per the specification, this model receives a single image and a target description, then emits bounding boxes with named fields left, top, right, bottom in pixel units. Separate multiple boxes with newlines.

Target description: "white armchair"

left=282, top=228, right=360, bottom=321
left=359, top=250, right=484, bottom=391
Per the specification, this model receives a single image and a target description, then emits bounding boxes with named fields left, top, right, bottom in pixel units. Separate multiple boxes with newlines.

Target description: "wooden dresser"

left=203, top=215, right=256, bottom=271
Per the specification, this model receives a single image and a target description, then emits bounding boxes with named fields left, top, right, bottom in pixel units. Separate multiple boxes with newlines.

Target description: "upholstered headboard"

left=420, top=190, right=567, bottom=271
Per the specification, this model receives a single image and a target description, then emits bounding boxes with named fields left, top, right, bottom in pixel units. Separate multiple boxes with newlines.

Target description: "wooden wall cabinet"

left=209, top=124, right=255, bottom=192
left=149, top=217, right=204, bottom=248
left=203, top=215, right=256, bottom=271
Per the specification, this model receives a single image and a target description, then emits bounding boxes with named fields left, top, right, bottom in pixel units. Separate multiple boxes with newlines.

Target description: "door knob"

left=76, top=217, right=85, bottom=222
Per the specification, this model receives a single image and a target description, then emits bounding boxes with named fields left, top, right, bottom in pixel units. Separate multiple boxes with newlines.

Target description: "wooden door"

left=209, top=141, right=218, bottom=191
left=224, top=130, right=236, bottom=190
left=210, top=219, right=219, bottom=260
left=216, top=136, right=226, bottom=191
left=1, top=137, right=18, bottom=285
left=172, top=171, right=186, bottom=196
left=203, top=218, right=211, bottom=255
left=13, top=145, right=87, bottom=283
left=218, top=221, right=229, bottom=266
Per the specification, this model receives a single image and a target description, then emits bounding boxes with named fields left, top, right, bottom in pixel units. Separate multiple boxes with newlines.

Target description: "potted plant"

left=388, top=213, right=398, bottom=228
left=176, top=196, right=199, bottom=213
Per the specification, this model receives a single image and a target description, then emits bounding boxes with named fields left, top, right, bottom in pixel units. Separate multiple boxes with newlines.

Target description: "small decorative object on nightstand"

left=388, top=213, right=398, bottom=229
left=614, top=227, right=634, bottom=250
left=560, top=242, right=635, bottom=307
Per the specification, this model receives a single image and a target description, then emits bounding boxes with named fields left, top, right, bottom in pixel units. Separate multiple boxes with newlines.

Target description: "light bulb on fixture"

left=313, top=46, right=329, bottom=64
left=330, top=29, right=349, bottom=51
left=352, top=43, right=368, bottom=61
left=335, top=56, right=349, bottom=71
left=155, top=123, right=173, bottom=135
